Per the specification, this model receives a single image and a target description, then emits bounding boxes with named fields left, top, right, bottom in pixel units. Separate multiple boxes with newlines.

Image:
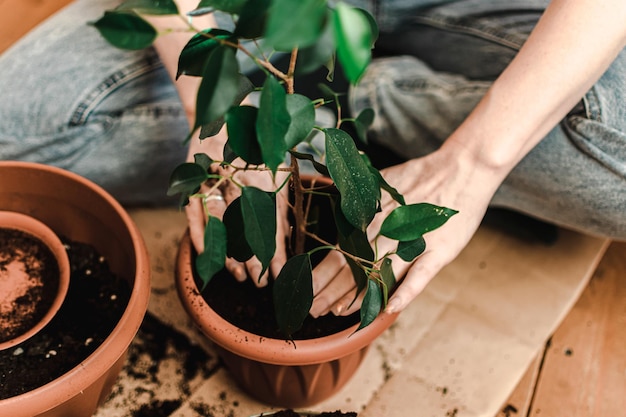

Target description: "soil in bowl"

left=0, top=228, right=60, bottom=344
left=0, top=237, right=131, bottom=399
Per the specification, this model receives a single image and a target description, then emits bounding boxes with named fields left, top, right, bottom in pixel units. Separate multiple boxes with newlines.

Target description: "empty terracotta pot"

left=0, top=161, right=150, bottom=417
left=0, top=211, right=70, bottom=350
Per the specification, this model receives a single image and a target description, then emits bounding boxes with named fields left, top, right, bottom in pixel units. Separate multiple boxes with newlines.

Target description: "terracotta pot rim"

left=176, top=231, right=398, bottom=366
left=0, top=210, right=71, bottom=351
left=0, top=161, right=150, bottom=413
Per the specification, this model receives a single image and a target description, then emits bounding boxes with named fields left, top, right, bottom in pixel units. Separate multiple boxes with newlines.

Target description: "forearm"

left=142, top=1, right=228, bottom=160
left=147, top=1, right=212, bottom=123
left=441, top=0, right=626, bottom=180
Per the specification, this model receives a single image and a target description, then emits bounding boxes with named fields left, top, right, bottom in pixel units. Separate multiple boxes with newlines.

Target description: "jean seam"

left=581, top=87, right=603, bottom=123
left=393, top=78, right=489, bottom=95
left=69, top=51, right=162, bottom=127
left=412, top=14, right=529, bottom=51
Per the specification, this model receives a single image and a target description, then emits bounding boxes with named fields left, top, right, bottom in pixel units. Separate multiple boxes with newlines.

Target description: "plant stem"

left=285, top=46, right=303, bottom=253
left=285, top=48, right=299, bottom=94
left=303, top=230, right=376, bottom=268
left=291, top=153, right=306, bottom=255
left=183, top=15, right=289, bottom=81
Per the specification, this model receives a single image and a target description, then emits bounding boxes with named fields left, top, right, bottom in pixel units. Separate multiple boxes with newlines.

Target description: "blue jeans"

left=1, top=0, right=624, bottom=239
left=348, top=0, right=626, bottom=240
left=0, top=0, right=188, bottom=205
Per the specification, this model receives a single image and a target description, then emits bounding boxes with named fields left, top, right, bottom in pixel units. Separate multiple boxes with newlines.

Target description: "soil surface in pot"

left=199, top=183, right=361, bottom=340
left=201, top=269, right=360, bottom=340
left=0, top=237, right=131, bottom=399
left=263, top=410, right=357, bottom=416
left=0, top=228, right=60, bottom=344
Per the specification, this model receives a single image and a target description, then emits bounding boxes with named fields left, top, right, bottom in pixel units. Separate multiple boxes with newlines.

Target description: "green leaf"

left=222, top=141, right=238, bottom=164
left=177, top=29, right=235, bottom=79
left=380, top=203, right=459, bottom=241
left=317, top=83, right=340, bottom=101
left=334, top=198, right=374, bottom=260
left=354, top=107, right=374, bottom=143
left=226, top=106, right=264, bottom=165
left=357, top=279, right=383, bottom=331
left=195, top=216, right=227, bottom=290
left=296, top=14, right=335, bottom=75
left=288, top=150, right=330, bottom=176
left=346, top=256, right=369, bottom=309
left=234, top=0, right=271, bottom=39
left=379, top=258, right=395, bottom=305
left=223, top=197, right=254, bottom=262
left=356, top=7, right=378, bottom=46
left=396, top=237, right=426, bottom=262
left=325, top=128, right=379, bottom=231
left=195, top=0, right=248, bottom=14
left=285, top=94, right=315, bottom=149
left=338, top=226, right=374, bottom=263
left=115, top=0, right=178, bottom=14
left=241, top=187, right=276, bottom=280
left=273, top=253, right=313, bottom=338
left=332, top=199, right=372, bottom=305
left=256, top=77, right=290, bottom=173
left=187, top=7, right=213, bottom=17
left=336, top=219, right=370, bottom=307
left=376, top=172, right=406, bottom=206
left=264, top=0, right=327, bottom=51
left=193, top=153, right=213, bottom=171
left=360, top=154, right=406, bottom=206
left=167, top=162, right=209, bottom=196
left=91, top=11, right=157, bottom=50
left=199, top=75, right=255, bottom=139
left=333, top=2, right=372, bottom=84
left=194, top=46, right=240, bottom=131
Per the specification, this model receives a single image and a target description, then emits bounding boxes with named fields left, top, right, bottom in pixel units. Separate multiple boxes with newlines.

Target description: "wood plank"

left=495, top=352, right=545, bottom=417
left=0, top=0, right=72, bottom=54
left=526, top=241, right=626, bottom=417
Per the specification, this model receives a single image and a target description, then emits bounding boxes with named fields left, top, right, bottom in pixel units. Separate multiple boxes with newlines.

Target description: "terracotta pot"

left=0, top=211, right=71, bottom=350
left=175, top=176, right=398, bottom=408
left=0, top=161, right=150, bottom=417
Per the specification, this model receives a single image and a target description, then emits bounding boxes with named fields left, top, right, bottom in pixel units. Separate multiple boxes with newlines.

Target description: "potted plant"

left=0, top=161, right=151, bottom=417
left=92, top=0, right=456, bottom=407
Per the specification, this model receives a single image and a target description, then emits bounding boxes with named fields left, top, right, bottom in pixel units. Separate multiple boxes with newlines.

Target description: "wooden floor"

left=496, top=241, right=626, bottom=417
left=2, top=1, right=625, bottom=416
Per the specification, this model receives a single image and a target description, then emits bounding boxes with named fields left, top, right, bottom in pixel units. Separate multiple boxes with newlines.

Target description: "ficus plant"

left=92, top=0, right=457, bottom=339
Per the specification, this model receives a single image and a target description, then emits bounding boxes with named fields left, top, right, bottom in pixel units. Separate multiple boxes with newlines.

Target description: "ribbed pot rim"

left=176, top=230, right=398, bottom=366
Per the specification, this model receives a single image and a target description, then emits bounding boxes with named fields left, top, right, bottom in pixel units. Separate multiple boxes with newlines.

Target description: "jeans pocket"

left=565, top=114, right=626, bottom=179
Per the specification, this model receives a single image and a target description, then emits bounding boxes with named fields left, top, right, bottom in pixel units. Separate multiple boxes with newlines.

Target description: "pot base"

left=218, top=344, right=369, bottom=408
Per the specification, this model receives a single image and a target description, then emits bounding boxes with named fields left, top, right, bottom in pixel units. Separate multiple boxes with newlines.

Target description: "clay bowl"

left=0, top=211, right=70, bottom=350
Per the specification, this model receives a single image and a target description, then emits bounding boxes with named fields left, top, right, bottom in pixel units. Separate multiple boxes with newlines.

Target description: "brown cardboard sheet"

left=94, top=208, right=608, bottom=417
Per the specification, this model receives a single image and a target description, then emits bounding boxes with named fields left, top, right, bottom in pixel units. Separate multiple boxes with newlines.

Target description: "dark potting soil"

left=0, top=237, right=131, bottom=400
left=0, top=228, right=60, bottom=344
left=264, top=410, right=357, bottom=417
left=201, top=268, right=360, bottom=340
left=199, top=183, right=361, bottom=340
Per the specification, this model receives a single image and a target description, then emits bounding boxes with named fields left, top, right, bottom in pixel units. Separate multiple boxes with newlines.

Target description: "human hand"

left=185, top=165, right=290, bottom=286
left=309, top=145, right=505, bottom=317
left=184, top=129, right=290, bottom=287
